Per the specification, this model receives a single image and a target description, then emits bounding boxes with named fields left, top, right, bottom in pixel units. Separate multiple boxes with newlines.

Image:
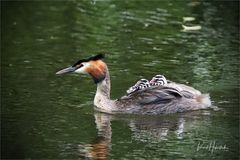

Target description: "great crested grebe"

left=56, top=54, right=211, bottom=115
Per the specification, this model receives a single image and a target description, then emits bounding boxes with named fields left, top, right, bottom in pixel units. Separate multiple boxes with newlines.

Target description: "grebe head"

left=150, top=75, right=167, bottom=86
left=56, top=54, right=106, bottom=83
left=137, top=79, right=150, bottom=89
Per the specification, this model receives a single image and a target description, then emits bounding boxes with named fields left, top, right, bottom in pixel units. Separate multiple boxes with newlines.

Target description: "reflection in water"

left=78, top=112, right=112, bottom=159
left=182, top=24, right=202, bottom=32
left=127, top=112, right=206, bottom=143
left=79, top=111, right=211, bottom=159
left=129, top=117, right=186, bottom=142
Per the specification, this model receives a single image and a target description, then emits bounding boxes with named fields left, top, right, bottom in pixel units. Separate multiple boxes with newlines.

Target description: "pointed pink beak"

left=56, top=66, right=76, bottom=75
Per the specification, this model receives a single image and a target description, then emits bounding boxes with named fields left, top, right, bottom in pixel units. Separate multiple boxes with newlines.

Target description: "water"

left=1, top=0, right=239, bottom=159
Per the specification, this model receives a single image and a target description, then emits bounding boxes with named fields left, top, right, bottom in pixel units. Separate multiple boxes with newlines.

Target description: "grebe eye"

left=77, top=64, right=84, bottom=68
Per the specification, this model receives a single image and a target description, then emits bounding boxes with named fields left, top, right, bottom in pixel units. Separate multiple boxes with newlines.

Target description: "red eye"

left=77, top=64, right=84, bottom=68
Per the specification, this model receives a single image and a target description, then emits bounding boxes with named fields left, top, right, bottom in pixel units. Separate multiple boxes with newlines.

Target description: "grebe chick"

left=150, top=75, right=167, bottom=86
left=127, top=79, right=150, bottom=95
left=56, top=54, right=211, bottom=115
left=127, top=75, right=166, bottom=95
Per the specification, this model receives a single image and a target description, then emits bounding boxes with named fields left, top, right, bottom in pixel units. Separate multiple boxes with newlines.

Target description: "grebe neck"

left=94, top=67, right=116, bottom=112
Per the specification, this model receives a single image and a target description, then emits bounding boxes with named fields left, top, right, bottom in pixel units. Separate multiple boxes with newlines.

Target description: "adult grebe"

left=56, top=54, right=211, bottom=115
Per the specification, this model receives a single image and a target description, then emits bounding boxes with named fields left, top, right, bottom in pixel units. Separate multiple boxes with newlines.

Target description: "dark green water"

left=1, top=0, right=239, bottom=159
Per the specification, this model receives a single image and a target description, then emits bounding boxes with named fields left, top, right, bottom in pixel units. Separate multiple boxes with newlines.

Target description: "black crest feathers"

left=72, top=54, right=105, bottom=67
left=89, top=54, right=104, bottom=61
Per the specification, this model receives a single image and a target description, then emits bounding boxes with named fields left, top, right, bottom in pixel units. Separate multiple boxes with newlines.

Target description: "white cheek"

left=75, top=67, right=87, bottom=74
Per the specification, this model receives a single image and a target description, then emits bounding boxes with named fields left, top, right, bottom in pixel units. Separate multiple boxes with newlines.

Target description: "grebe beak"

left=56, top=66, right=76, bottom=75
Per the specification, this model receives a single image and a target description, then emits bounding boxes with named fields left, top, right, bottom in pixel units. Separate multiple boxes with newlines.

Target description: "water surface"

left=1, top=0, right=239, bottom=159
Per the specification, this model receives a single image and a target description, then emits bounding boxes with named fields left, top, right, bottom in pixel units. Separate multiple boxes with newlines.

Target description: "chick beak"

left=56, top=66, right=76, bottom=75
left=149, top=80, right=154, bottom=85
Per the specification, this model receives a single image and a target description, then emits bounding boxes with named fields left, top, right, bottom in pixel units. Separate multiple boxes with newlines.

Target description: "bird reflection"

left=78, top=110, right=210, bottom=159
left=128, top=115, right=186, bottom=142
left=78, top=112, right=112, bottom=159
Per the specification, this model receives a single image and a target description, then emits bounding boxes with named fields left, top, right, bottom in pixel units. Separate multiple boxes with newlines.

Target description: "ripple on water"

left=2, top=1, right=239, bottom=159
